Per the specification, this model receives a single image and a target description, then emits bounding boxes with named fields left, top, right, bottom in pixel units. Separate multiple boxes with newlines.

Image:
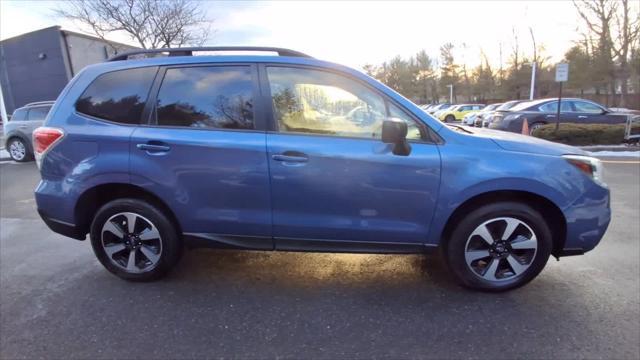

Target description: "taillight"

left=33, top=127, right=64, bottom=169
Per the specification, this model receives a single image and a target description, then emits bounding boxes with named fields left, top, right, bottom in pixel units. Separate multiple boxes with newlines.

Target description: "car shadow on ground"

left=1, top=240, right=619, bottom=359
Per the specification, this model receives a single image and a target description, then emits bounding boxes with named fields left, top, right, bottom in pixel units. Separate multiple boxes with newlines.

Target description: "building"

left=0, top=26, right=137, bottom=114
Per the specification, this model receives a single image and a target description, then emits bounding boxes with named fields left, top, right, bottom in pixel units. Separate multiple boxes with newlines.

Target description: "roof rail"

left=108, top=46, right=312, bottom=61
left=23, top=101, right=55, bottom=107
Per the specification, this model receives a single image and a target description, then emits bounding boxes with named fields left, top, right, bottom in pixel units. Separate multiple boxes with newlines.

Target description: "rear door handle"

left=578, top=115, right=588, bottom=119
left=137, top=143, right=170, bottom=153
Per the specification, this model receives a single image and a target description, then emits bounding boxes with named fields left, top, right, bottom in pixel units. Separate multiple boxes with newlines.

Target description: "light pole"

left=529, top=62, right=536, bottom=100
left=0, top=81, right=8, bottom=137
left=447, top=84, right=453, bottom=103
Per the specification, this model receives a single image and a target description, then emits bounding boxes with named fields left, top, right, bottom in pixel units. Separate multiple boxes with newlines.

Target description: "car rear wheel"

left=445, top=115, right=455, bottom=123
left=8, top=138, right=31, bottom=162
left=90, top=198, right=182, bottom=281
left=443, top=202, right=552, bottom=292
left=529, top=122, right=546, bottom=135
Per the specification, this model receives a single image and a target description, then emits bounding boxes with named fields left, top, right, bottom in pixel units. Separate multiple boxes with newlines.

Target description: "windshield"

left=483, top=103, right=501, bottom=111
left=496, top=101, right=524, bottom=111
left=447, top=124, right=472, bottom=133
left=510, top=101, right=540, bottom=112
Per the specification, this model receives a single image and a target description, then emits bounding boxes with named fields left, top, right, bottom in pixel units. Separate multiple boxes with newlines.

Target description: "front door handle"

left=137, top=143, right=170, bottom=153
left=272, top=154, right=308, bottom=163
left=272, top=151, right=308, bottom=163
left=578, top=115, right=588, bottom=119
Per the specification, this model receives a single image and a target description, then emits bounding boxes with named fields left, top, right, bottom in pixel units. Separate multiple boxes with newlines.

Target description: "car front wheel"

left=444, top=202, right=552, bottom=292
left=529, top=122, right=546, bottom=135
left=90, top=198, right=182, bottom=281
left=445, top=115, right=455, bottom=123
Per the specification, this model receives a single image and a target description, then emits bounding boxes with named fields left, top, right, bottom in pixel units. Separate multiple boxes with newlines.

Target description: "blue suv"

left=33, top=47, right=611, bottom=291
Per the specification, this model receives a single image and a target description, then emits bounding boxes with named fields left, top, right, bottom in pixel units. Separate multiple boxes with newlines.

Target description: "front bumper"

left=559, top=183, right=611, bottom=256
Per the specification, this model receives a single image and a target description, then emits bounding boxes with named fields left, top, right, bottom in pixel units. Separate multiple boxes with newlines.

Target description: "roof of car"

left=108, top=47, right=312, bottom=61
left=16, top=101, right=55, bottom=110
left=81, top=52, right=353, bottom=78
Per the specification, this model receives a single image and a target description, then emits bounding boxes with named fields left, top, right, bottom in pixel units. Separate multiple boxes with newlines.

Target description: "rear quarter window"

left=11, top=108, right=27, bottom=121
left=76, top=67, right=157, bottom=124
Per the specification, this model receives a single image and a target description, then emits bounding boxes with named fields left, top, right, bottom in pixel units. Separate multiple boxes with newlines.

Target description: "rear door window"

left=539, top=101, right=572, bottom=113
left=571, top=101, right=603, bottom=114
left=27, top=106, right=51, bottom=121
left=155, top=66, right=255, bottom=129
left=76, top=67, right=157, bottom=124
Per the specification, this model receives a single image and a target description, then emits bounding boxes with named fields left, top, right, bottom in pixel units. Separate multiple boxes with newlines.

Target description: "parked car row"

left=420, top=103, right=485, bottom=123
left=423, top=98, right=631, bottom=135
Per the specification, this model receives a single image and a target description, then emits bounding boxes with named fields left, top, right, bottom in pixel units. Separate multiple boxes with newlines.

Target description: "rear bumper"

left=37, top=209, right=86, bottom=240
left=35, top=179, right=86, bottom=240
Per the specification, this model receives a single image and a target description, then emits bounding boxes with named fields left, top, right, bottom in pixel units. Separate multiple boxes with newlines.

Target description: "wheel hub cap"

left=9, top=141, right=25, bottom=160
left=101, top=212, right=162, bottom=274
left=464, top=217, right=538, bottom=282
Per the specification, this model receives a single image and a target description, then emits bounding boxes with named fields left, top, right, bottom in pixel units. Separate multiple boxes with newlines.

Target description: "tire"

left=529, top=122, right=546, bottom=136
left=7, top=137, right=32, bottom=162
left=443, top=202, right=552, bottom=292
left=90, top=198, right=182, bottom=281
left=445, top=115, right=455, bottom=123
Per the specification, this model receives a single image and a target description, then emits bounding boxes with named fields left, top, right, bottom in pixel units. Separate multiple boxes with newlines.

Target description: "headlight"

left=563, top=155, right=606, bottom=187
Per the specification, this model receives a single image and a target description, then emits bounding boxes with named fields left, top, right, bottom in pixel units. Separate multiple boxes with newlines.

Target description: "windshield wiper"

left=447, top=124, right=473, bottom=134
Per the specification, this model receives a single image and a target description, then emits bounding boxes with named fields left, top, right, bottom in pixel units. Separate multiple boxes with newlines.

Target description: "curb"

left=0, top=148, right=10, bottom=161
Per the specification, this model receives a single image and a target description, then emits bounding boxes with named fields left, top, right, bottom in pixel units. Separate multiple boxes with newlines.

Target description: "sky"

left=0, top=0, right=584, bottom=71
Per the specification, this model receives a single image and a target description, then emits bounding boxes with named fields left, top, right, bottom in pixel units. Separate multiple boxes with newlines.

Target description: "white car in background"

left=4, top=101, right=54, bottom=162
left=464, top=103, right=502, bottom=126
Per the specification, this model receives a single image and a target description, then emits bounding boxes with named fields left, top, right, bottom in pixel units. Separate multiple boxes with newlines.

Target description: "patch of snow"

left=588, top=151, right=640, bottom=158
left=581, top=144, right=633, bottom=149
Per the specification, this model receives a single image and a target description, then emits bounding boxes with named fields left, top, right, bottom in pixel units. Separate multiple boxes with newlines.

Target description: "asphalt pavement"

left=1, top=159, right=639, bottom=359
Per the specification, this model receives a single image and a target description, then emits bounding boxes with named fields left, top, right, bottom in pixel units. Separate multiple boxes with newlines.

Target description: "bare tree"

left=611, top=0, right=640, bottom=105
left=56, top=0, right=212, bottom=50
left=573, top=0, right=639, bottom=106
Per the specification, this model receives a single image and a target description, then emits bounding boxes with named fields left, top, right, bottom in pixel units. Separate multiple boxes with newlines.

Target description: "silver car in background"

left=4, top=101, right=54, bottom=162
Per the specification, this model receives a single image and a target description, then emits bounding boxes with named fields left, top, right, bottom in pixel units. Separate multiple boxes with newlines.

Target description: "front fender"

left=425, top=178, right=568, bottom=246
left=426, top=142, right=591, bottom=245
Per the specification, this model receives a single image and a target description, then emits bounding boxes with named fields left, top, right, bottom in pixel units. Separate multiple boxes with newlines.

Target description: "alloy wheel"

left=101, top=212, right=162, bottom=273
left=9, top=140, right=26, bottom=161
left=464, top=217, right=538, bottom=282
left=529, top=123, right=544, bottom=135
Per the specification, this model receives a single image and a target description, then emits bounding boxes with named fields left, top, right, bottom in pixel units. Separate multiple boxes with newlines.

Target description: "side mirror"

left=382, top=118, right=411, bottom=156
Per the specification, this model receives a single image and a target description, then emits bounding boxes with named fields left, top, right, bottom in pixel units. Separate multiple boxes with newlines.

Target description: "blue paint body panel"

left=35, top=54, right=610, bottom=256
